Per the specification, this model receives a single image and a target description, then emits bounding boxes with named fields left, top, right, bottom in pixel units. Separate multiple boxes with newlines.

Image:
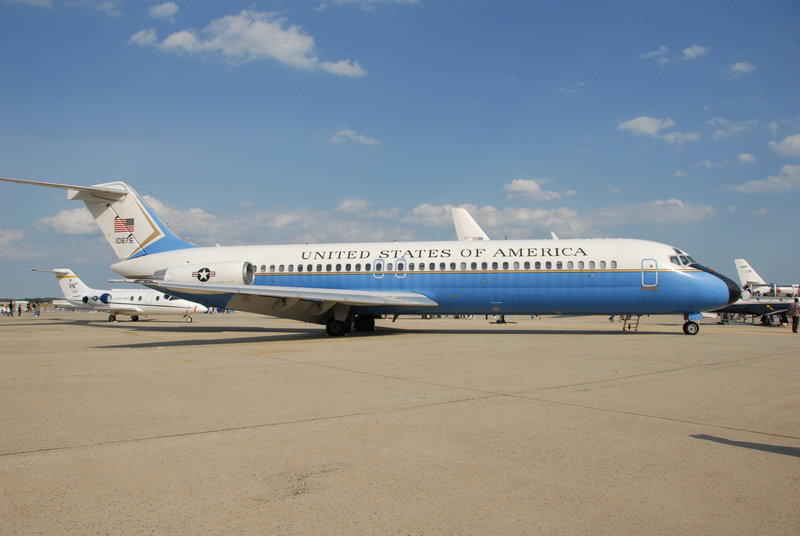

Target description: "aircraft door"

left=395, top=258, right=407, bottom=279
left=642, top=258, right=658, bottom=289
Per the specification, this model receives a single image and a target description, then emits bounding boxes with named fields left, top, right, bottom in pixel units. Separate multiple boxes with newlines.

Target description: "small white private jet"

left=735, top=259, right=798, bottom=298
left=31, top=268, right=207, bottom=322
left=4, top=177, right=740, bottom=336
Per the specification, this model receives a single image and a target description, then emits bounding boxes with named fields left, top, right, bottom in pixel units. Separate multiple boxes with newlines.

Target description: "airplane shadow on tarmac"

left=91, top=321, right=682, bottom=349
left=691, top=434, right=800, bottom=458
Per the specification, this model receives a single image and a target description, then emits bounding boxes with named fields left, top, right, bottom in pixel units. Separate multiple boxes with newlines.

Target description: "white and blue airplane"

left=31, top=268, right=208, bottom=322
left=2, top=177, right=740, bottom=336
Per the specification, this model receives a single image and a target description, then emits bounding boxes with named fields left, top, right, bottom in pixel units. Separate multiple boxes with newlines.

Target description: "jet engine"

left=157, top=261, right=255, bottom=285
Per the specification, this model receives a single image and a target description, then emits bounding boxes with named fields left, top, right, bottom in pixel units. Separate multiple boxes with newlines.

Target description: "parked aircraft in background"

left=3, top=177, right=740, bottom=336
left=30, top=268, right=207, bottom=322
left=735, top=259, right=798, bottom=298
left=452, top=208, right=490, bottom=241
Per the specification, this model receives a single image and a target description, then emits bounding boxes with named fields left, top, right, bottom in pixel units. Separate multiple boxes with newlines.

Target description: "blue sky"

left=1, top=0, right=799, bottom=298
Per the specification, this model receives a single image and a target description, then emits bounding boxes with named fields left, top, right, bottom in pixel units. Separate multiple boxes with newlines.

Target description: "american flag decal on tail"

left=113, top=217, right=134, bottom=233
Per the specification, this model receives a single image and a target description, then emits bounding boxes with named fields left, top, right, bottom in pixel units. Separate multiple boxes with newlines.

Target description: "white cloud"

left=682, top=45, right=709, bottom=60
left=0, top=228, right=26, bottom=246
left=330, top=129, right=380, bottom=145
left=738, top=153, right=755, bottom=163
left=336, top=199, right=369, bottom=213
left=769, top=134, right=800, bottom=157
left=692, top=159, right=725, bottom=169
left=321, top=60, right=366, bottom=77
left=132, top=10, right=366, bottom=77
left=35, top=207, right=96, bottom=235
left=618, top=116, right=699, bottom=144
left=725, top=164, right=800, bottom=193
left=674, top=170, right=688, bottom=178
left=707, top=117, right=757, bottom=140
left=640, top=45, right=669, bottom=66
left=129, top=28, right=157, bottom=46
left=618, top=116, right=674, bottom=137
left=558, top=81, right=586, bottom=94
left=726, top=62, right=756, bottom=77
left=501, top=179, right=561, bottom=202
left=142, top=195, right=219, bottom=239
left=150, top=2, right=178, bottom=20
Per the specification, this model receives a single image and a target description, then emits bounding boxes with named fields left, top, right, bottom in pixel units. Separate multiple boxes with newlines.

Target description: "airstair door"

left=642, top=258, right=658, bottom=289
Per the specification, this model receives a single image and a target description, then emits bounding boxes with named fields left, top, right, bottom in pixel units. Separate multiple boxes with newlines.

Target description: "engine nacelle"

left=158, top=261, right=255, bottom=286
left=100, top=293, right=112, bottom=304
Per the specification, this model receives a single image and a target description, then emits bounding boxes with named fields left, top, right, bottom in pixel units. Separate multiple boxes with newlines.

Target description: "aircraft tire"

left=131, top=315, right=139, bottom=322
left=108, top=314, right=116, bottom=322
left=682, top=321, right=699, bottom=335
left=325, top=318, right=349, bottom=337
left=186, top=316, right=193, bottom=323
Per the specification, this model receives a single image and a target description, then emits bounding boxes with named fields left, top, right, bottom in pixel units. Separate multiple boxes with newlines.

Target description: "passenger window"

left=545, top=261, right=552, bottom=269
left=481, top=262, right=488, bottom=270
left=326, top=264, right=332, bottom=272
left=297, top=265, right=303, bottom=272
left=260, top=265, right=266, bottom=272
left=279, top=265, right=285, bottom=272
left=345, top=264, right=351, bottom=271
left=535, top=261, right=541, bottom=269
left=460, top=262, right=467, bottom=270
left=567, top=261, right=574, bottom=269
left=578, top=261, right=584, bottom=269
left=440, top=262, right=446, bottom=271
left=288, top=265, right=294, bottom=272
left=355, top=263, right=361, bottom=271
left=492, top=262, right=498, bottom=270
left=610, top=261, right=617, bottom=269
left=556, top=261, right=563, bottom=269
left=523, top=262, right=530, bottom=270
left=409, top=263, right=415, bottom=271
left=316, top=264, right=322, bottom=272
left=450, top=262, right=456, bottom=270
left=365, top=263, right=371, bottom=271
left=599, top=261, right=606, bottom=269
left=387, top=263, right=393, bottom=271
left=335, top=264, right=341, bottom=271
left=471, top=262, right=478, bottom=270
left=502, top=262, right=509, bottom=270
left=588, top=261, right=595, bottom=269
left=270, top=265, right=275, bottom=272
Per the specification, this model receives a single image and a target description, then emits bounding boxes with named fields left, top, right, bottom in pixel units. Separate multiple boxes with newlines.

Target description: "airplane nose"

left=691, top=263, right=741, bottom=304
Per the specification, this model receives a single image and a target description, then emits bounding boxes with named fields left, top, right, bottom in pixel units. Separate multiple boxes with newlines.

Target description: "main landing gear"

left=325, top=315, right=376, bottom=337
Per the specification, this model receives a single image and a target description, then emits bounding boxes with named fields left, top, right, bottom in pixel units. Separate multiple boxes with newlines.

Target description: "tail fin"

left=2, top=177, right=195, bottom=260
left=734, top=258, right=766, bottom=287
left=30, top=268, right=96, bottom=302
left=451, top=207, right=490, bottom=241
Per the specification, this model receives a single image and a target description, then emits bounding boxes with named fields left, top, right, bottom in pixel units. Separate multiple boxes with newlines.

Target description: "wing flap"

left=131, top=280, right=438, bottom=308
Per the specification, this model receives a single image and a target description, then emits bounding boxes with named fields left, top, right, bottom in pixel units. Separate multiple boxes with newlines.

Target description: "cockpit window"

left=670, top=256, right=680, bottom=265
left=679, top=255, right=695, bottom=265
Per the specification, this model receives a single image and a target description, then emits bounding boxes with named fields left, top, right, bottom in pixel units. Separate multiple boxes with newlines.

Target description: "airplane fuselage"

left=111, top=237, right=738, bottom=322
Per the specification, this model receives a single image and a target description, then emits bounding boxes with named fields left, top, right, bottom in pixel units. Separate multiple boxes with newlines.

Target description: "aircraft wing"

left=129, top=280, right=438, bottom=323
left=711, top=301, right=789, bottom=316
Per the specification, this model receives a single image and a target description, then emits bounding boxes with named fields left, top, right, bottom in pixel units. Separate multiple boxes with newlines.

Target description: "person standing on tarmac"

left=789, top=297, right=800, bottom=334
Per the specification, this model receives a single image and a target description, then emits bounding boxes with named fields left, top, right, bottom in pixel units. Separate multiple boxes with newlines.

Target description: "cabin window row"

left=257, top=260, right=618, bottom=273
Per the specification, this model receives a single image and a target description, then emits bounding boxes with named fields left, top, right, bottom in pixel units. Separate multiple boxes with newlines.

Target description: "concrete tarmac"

left=1, top=311, right=798, bottom=535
